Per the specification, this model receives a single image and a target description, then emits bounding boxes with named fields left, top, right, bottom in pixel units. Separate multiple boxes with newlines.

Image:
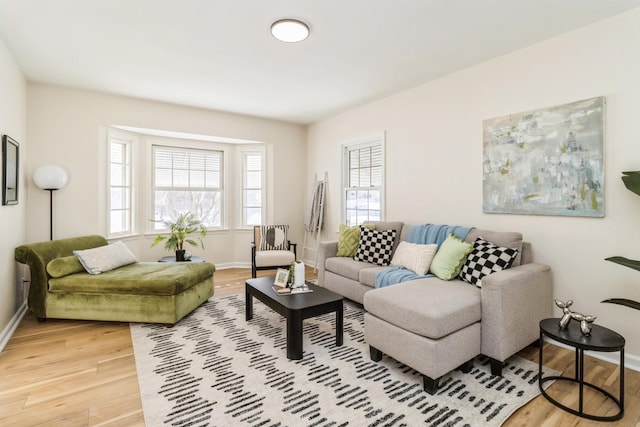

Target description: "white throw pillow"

left=390, top=241, right=437, bottom=275
left=74, top=241, right=137, bottom=275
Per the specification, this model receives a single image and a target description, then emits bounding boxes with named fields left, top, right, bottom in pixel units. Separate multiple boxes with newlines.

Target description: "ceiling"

left=1, top=1, right=639, bottom=125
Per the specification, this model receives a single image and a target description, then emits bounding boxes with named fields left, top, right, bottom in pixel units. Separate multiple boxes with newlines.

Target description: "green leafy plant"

left=151, top=212, right=207, bottom=252
left=603, top=171, right=640, bottom=311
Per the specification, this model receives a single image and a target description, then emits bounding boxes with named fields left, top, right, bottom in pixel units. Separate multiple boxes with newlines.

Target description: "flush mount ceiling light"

left=271, top=19, right=309, bottom=43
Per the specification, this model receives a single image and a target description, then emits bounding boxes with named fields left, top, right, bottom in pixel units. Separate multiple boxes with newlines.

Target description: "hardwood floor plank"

left=0, top=393, right=28, bottom=414
left=1, top=267, right=638, bottom=426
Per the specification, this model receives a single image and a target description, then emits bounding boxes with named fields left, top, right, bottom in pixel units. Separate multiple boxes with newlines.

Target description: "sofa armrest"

left=14, top=235, right=108, bottom=319
left=480, top=263, right=553, bottom=363
left=317, top=240, right=338, bottom=287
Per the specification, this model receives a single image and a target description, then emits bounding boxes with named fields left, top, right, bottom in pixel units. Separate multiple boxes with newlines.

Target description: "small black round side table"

left=538, top=318, right=625, bottom=422
left=158, top=255, right=205, bottom=263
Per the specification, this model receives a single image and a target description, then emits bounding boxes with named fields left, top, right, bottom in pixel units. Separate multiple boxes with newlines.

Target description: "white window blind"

left=152, top=145, right=222, bottom=229
left=343, top=138, right=384, bottom=226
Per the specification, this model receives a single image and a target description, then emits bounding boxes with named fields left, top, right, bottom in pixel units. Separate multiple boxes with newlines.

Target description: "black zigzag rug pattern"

left=130, top=294, right=558, bottom=427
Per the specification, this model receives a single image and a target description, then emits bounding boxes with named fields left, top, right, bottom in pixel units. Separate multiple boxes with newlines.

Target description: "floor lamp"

left=33, top=165, right=69, bottom=241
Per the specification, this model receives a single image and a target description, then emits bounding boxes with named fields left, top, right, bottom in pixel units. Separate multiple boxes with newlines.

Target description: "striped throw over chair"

left=251, top=225, right=297, bottom=278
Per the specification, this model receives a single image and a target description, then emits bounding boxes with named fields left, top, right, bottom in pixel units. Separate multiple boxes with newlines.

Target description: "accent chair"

left=251, top=225, right=297, bottom=278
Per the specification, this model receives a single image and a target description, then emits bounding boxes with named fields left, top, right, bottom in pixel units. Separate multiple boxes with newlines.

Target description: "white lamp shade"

left=33, top=165, right=69, bottom=190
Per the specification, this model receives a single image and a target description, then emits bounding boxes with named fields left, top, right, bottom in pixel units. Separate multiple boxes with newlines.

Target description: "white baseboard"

left=544, top=337, right=640, bottom=373
left=214, top=262, right=250, bottom=270
left=0, top=302, right=27, bottom=353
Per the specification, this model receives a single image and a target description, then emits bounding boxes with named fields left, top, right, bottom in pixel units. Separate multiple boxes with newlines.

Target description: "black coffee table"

left=245, top=276, right=344, bottom=360
left=538, top=318, right=625, bottom=421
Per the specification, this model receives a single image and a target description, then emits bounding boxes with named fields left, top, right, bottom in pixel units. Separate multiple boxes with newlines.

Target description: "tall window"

left=152, top=145, right=222, bottom=229
left=108, top=133, right=133, bottom=236
left=343, top=135, right=385, bottom=226
left=242, top=151, right=263, bottom=226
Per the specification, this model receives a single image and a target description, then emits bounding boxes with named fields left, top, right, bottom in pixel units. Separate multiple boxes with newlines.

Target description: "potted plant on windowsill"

left=151, top=212, right=207, bottom=261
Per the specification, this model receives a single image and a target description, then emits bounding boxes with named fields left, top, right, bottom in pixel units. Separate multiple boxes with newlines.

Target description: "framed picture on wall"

left=2, top=135, right=19, bottom=205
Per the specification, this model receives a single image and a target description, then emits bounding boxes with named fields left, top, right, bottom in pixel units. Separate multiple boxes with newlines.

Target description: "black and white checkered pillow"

left=458, top=237, right=518, bottom=287
left=354, top=227, right=397, bottom=266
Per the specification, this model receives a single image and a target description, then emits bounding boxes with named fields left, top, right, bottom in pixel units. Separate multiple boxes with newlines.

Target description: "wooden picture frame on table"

left=2, top=135, right=19, bottom=205
left=274, top=268, right=290, bottom=288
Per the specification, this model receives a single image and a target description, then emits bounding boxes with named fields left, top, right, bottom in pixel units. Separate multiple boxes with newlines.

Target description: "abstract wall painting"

left=483, top=96, right=605, bottom=217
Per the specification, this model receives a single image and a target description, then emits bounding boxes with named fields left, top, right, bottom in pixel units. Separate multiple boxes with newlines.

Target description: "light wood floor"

left=1, top=268, right=638, bottom=426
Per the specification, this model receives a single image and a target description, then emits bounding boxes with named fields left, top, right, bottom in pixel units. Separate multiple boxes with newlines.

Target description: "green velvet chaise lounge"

left=15, top=235, right=215, bottom=324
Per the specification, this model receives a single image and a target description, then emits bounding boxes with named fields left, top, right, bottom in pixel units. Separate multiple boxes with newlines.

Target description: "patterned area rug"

left=130, top=294, right=558, bottom=427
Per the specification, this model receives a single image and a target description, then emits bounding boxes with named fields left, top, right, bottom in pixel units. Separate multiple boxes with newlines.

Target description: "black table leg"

left=578, top=348, right=584, bottom=414
left=538, top=329, right=543, bottom=392
left=620, top=349, right=625, bottom=411
left=336, top=304, right=343, bottom=346
left=245, top=288, right=253, bottom=321
left=287, top=310, right=303, bottom=360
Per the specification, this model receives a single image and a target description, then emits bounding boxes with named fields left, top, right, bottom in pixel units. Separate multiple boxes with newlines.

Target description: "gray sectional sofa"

left=317, top=221, right=553, bottom=394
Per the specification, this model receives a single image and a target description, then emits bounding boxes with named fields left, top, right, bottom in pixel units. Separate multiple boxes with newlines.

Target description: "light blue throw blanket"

left=375, top=224, right=473, bottom=288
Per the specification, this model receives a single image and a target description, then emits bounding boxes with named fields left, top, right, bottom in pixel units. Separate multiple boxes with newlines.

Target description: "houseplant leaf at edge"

left=601, top=298, right=640, bottom=311
left=602, top=170, right=640, bottom=311
left=605, top=256, right=640, bottom=273
left=621, top=170, right=640, bottom=197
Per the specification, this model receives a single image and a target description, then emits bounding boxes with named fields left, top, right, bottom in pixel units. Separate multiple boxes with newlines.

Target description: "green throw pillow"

left=429, top=233, right=473, bottom=280
left=46, top=255, right=85, bottom=278
left=336, top=224, right=375, bottom=257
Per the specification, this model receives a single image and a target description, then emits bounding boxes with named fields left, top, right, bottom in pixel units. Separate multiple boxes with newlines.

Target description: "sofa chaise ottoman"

left=15, top=235, right=215, bottom=324
left=318, top=221, right=553, bottom=393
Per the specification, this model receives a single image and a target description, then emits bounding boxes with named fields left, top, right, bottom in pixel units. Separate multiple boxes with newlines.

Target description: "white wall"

left=308, top=9, right=640, bottom=360
left=0, top=37, right=28, bottom=347
left=27, top=85, right=307, bottom=266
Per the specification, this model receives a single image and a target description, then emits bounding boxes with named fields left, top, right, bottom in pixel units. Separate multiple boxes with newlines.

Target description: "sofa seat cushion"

left=254, top=250, right=295, bottom=267
left=359, top=266, right=392, bottom=287
left=363, top=278, right=481, bottom=339
left=325, top=256, right=375, bottom=282
left=48, top=262, right=215, bottom=296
